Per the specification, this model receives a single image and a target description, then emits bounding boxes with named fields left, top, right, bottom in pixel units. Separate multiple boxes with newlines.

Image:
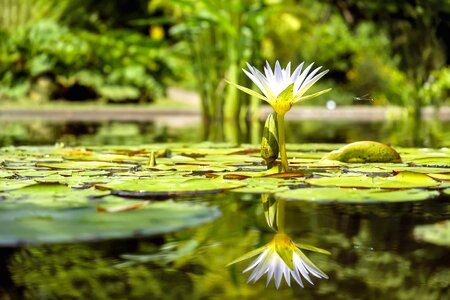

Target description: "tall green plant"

left=150, top=0, right=267, bottom=136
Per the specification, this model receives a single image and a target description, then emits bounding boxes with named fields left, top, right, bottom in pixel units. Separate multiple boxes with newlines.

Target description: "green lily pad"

left=276, top=187, right=439, bottom=203
left=0, top=201, right=221, bottom=246
left=322, top=141, right=402, bottom=163
left=414, top=220, right=450, bottom=247
left=36, top=161, right=133, bottom=170
left=96, top=177, right=246, bottom=196
left=306, top=171, right=440, bottom=188
left=0, top=179, right=37, bottom=191
left=231, top=177, right=300, bottom=194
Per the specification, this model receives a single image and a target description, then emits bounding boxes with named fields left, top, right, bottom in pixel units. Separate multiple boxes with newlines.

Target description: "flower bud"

left=261, top=113, right=279, bottom=168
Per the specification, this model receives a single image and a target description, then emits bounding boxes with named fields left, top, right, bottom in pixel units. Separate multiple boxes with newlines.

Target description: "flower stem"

left=276, top=199, right=286, bottom=233
left=277, top=112, right=289, bottom=172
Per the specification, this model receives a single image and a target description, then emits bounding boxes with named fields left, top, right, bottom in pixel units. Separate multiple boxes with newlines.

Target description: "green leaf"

left=296, top=243, right=331, bottom=255
left=305, top=171, right=440, bottom=189
left=277, top=187, right=439, bottom=203
left=275, top=83, right=295, bottom=104
left=227, top=245, right=267, bottom=266
left=294, top=88, right=332, bottom=103
left=226, top=80, right=268, bottom=102
left=0, top=179, right=36, bottom=191
left=0, top=201, right=220, bottom=246
left=96, top=177, right=246, bottom=196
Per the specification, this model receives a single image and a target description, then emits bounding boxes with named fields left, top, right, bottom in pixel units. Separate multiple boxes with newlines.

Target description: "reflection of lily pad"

left=306, top=171, right=440, bottom=188
left=414, top=220, right=450, bottom=247
left=0, top=201, right=220, bottom=246
left=96, top=177, right=246, bottom=196
left=276, top=187, right=439, bottom=203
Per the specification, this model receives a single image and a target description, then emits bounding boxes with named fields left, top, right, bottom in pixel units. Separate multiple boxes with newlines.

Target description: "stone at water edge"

left=321, top=141, right=402, bottom=163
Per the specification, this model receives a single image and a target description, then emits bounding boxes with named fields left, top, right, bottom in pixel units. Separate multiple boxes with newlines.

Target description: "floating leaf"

left=0, top=179, right=36, bottom=191
left=36, top=161, right=133, bottom=170
left=276, top=187, right=439, bottom=203
left=0, top=201, right=220, bottom=246
left=414, top=220, right=450, bottom=247
left=231, top=177, right=299, bottom=194
left=322, top=141, right=401, bottom=163
left=428, top=173, right=450, bottom=181
left=96, top=200, right=151, bottom=213
left=96, top=177, right=246, bottom=196
left=306, top=171, right=440, bottom=188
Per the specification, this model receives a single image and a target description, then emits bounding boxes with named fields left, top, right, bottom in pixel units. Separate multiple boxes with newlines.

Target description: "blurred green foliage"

left=0, top=0, right=449, bottom=111
left=0, top=20, right=174, bottom=102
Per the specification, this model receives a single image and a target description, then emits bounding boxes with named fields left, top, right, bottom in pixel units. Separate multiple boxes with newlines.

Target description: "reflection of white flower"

left=227, top=61, right=330, bottom=114
left=228, top=233, right=329, bottom=289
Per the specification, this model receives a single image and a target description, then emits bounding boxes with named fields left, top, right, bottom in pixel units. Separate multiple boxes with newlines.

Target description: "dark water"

left=0, top=193, right=449, bottom=299
left=1, top=118, right=449, bottom=147
left=0, top=118, right=449, bottom=299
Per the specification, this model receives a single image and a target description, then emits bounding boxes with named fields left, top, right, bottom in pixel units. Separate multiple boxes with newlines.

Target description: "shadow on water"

left=0, top=192, right=449, bottom=299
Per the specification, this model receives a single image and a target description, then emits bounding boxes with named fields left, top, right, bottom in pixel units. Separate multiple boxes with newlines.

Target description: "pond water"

left=1, top=118, right=449, bottom=147
left=0, top=118, right=449, bottom=299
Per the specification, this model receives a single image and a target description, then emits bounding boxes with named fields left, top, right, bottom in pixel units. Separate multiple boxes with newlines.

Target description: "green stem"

left=276, top=199, right=286, bottom=233
left=277, top=112, right=289, bottom=172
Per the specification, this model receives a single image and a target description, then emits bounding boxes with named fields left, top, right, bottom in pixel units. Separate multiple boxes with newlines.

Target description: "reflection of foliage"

left=8, top=244, right=193, bottom=299
left=0, top=121, right=201, bottom=147
left=2, top=196, right=450, bottom=299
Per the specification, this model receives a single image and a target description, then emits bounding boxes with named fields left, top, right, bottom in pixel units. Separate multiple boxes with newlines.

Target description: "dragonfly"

left=353, top=93, right=374, bottom=101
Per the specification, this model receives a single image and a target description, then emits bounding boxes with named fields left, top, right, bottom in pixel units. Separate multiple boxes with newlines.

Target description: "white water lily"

left=228, top=61, right=330, bottom=115
left=228, top=233, right=329, bottom=289
left=227, top=61, right=331, bottom=172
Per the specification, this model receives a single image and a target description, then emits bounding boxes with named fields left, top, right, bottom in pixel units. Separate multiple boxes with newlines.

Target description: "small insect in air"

left=353, top=93, right=374, bottom=101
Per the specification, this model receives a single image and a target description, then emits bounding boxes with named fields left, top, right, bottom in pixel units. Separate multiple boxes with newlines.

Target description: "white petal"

left=294, top=62, right=314, bottom=94
left=291, top=265, right=304, bottom=287
left=274, top=257, right=283, bottom=289
left=266, top=268, right=274, bottom=287
left=283, top=265, right=291, bottom=287
left=294, top=255, right=314, bottom=285
left=290, top=62, right=304, bottom=81
left=298, top=66, right=322, bottom=92
left=264, top=61, right=274, bottom=80
left=274, top=61, right=283, bottom=82
left=243, top=68, right=269, bottom=98
left=243, top=249, right=269, bottom=273
left=284, top=62, right=291, bottom=81
left=295, top=70, right=329, bottom=99
left=248, top=253, right=272, bottom=283
left=253, top=68, right=274, bottom=98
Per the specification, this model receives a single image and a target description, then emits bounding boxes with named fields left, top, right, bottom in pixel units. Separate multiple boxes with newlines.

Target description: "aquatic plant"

left=228, top=61, right=331, bottom=171
left=228, top=232, right=329, bottom=289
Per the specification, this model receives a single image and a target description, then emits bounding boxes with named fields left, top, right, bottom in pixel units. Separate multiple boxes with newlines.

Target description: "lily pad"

left=276, top=187, right=439, bottom=203
left=306, top=171, right=440, bottom=189
left=414, top=220, right=450, bottom=247
left=0, top=179, right=36, bottom=191
left=96, top=177, right=246, bottom=196
left=0, top=201, right=221, bottom=246
left=36, top=161, right=133, bottom=170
